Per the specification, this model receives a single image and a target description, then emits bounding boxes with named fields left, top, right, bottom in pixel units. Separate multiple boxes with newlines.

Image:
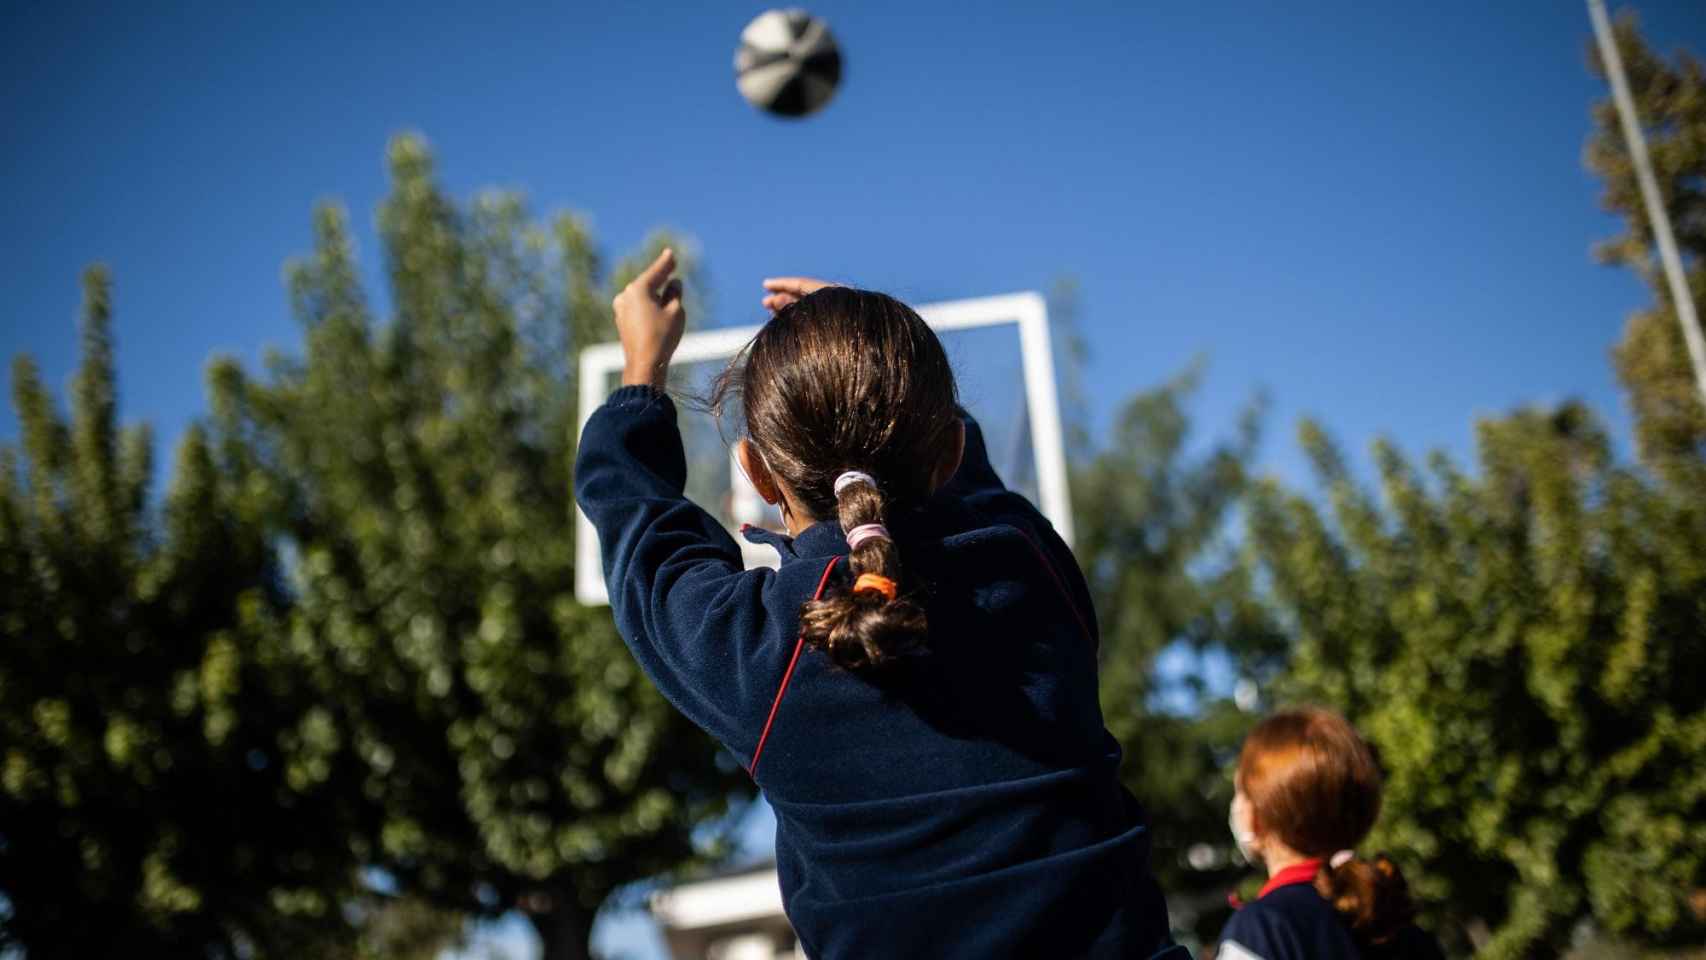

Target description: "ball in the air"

left=734, top=8, right=842, bottom=119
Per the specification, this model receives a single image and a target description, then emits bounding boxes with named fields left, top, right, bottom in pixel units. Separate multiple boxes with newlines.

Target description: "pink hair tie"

left=833, top=471, right=878, bottom=497
left=1329, top=849, right=1356, bottom=870
left=845, top=523, right=890, bottom=550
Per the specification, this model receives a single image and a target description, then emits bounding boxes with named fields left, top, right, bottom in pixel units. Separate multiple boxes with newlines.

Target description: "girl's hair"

left=1238, top=706, right=1418, bottom=946
left=1314, top=852, right=1418, bottom=948
left=709, top=287, right=960, bottom=670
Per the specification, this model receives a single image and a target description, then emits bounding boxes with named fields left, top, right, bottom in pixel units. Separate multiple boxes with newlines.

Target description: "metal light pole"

left=1587, top=0, right=1706, bottom=410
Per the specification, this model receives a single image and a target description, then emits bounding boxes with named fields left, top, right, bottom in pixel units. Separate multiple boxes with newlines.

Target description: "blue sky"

left=6, top=2, right=1704, bottom=957
left=8, top=2, right=1705, bottom=483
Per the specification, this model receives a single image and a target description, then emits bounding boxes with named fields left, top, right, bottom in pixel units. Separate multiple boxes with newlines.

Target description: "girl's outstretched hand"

left=761, top=276, right=836, bottom=314
left=616, top=248, right=686, bottom=388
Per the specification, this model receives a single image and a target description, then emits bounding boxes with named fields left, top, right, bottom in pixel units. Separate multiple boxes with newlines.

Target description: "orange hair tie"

left=852, top=573, right=898, bottom=602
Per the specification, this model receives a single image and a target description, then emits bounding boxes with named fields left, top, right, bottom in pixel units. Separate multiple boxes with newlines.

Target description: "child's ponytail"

left=799, top=472, right=928, bottom=669
left=711, top=286, right=959, bottom=668
left=1314, top=851, right=1418, bottom=947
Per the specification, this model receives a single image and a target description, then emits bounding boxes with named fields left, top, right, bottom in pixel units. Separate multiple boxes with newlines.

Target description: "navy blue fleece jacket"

left=574, top=384, right=1186, bottom=960
left=1218, top=880, right=1446, bottom=960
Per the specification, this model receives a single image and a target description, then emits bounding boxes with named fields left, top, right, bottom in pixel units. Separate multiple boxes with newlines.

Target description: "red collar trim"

left=1258, top=859, right=1323, bottom=899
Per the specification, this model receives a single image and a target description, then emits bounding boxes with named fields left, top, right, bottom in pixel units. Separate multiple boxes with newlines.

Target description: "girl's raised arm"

left=573, top=254, right=793, bottom=762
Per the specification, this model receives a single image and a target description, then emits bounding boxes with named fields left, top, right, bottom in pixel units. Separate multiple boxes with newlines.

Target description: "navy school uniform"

left=574, top=385, right=1188, bottom=960
left=1217, top=860, right=1445, bottom=960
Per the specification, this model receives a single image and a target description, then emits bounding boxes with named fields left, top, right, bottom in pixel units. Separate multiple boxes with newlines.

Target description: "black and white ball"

left=734, top=9, right=842, bottom=119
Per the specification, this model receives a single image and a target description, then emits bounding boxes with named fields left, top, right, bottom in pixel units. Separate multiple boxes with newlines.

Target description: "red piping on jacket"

left=748, top=556, right=841, bottom=778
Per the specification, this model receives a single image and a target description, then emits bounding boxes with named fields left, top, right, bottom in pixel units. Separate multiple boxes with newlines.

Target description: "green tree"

left=1246, top=403, right=1706, bottom=957
left=0, top=268, right=369, bottom=957
left=1225, top=20, right=1706, bottom=957
left=215, top=134, right=747, bottom=960
left=1069, top=362, right=1284, bottom=943
left=1585, top=12, right=1706, bottom=495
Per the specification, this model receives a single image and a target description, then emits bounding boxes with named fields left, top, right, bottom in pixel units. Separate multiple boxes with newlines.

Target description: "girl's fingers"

left=762, top=293, right=799, bottom=312
left=761, top=276, right=828, bottom=296
left=638, top=248, right=676, bottom=293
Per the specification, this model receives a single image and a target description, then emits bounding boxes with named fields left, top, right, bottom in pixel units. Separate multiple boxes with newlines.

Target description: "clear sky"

left=8, top=2, right=1706, bottom=481
left=5, top=2, right=1704, bottom=957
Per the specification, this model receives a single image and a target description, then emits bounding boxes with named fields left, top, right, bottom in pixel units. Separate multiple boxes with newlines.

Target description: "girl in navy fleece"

left=1217, top=707, right=1444, bottom=960
left=574, top=257, right=1186, bottom=959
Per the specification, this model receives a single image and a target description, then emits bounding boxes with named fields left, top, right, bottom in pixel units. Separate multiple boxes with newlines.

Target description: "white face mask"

left=1229, top=791, right=1259, bottom=863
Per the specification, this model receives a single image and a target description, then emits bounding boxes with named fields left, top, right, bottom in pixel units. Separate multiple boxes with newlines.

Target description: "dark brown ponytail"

left=798, top=475, right=927, bottom=669
left=1314, top=852, right=1417, bottom=946
left=707, top=287, right=960, bottom=671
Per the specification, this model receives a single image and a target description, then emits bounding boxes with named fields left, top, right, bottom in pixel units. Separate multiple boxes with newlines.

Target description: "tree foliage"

left=1069, top=361, right=1284, bottom=943
left=212, top=134, right=746, bottom=960
left=1585, top=12, right=1706, bottom=495
left=1, top=138, right=747, bottom=960
left=1221, top=20, right=1706, bottom=957
left=1248, top=402, right=1705, bottom=957
left=0, top=268, right=369, bottom=958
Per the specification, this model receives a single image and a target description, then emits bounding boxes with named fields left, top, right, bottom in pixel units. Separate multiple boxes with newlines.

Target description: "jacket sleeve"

left=941, top=407, right=1099, bottom=649
left=1215, top=906, right=1274, bottom=960
left=572, top=384, right=783, bottom=758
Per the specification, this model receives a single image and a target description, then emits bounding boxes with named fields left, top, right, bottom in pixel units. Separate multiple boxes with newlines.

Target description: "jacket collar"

left=1258, top=858, right=1323, bottom=899
left=740, top=522, right=847, bottom=561
left=739, top=495, right=975, bottom=561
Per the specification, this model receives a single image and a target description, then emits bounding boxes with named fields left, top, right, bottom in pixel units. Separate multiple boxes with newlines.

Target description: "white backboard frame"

left=575, top=291, right=1072, bottom=605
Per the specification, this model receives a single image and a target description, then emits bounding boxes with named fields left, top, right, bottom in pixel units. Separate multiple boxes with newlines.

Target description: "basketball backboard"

left=574, top=291, right=1071, bottom=605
